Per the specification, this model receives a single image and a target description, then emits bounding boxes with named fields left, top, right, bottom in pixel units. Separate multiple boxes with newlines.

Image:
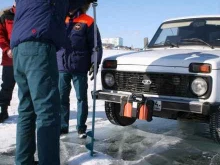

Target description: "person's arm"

left=87, top=22, right=103, bottom=80
left=87, top=22, right=103, bottom=66
left=0, top=16, right=10, bottom=56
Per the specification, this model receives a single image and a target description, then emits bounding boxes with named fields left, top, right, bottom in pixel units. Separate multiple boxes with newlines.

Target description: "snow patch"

left=68, top=152, right=113, bottom=165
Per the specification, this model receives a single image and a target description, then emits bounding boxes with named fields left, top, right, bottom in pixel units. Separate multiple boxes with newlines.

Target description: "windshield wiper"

left=155, top=40, right=179, bottom=48
left=181, top=38, right=214, bottom=49
left=164, top=40, right=179, bottom=48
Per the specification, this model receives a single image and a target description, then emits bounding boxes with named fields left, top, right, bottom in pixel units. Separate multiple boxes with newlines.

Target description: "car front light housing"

left=103, top=60, right=117, bottom=69
left=191, top=78, right=208, bottom=96
left=104, top=73, right=115, bottom=87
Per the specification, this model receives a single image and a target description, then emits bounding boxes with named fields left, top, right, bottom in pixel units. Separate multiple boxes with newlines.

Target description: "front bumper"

left=96, top=91, right=213, bottom=115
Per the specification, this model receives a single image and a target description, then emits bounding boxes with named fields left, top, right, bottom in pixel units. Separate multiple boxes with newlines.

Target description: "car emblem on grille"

left=142, top=79, right=152, bottom=85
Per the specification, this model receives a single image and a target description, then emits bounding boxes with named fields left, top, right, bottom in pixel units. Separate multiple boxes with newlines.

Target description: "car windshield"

left=149, top=18, right=220, bottom=48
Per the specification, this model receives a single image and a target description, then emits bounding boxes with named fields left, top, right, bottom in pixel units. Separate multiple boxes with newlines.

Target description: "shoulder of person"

left=75, top=14, right=94, bottom=27
left=0, top=7, right=13, bottom=20
left=3, top=8, right=13, bottom=15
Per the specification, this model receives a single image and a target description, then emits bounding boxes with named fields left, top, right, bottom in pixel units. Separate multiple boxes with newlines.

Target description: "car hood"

left=105, top=49, right=220, bottom=69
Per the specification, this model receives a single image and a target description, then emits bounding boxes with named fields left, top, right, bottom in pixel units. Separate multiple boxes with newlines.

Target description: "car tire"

left=105, top=101, right=136, bottom=126
left=210, top=108, right=220, bottom=143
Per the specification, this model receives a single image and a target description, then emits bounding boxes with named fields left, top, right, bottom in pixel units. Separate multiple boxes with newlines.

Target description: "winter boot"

left=0, top=105, right=8, bottom=123
left=78, top=130, right=87, bottom=139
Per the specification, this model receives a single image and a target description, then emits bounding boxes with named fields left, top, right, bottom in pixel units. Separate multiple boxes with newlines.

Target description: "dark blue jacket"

left=10, top=0, right=87, bottom=49
left=57, top=11, right=103, bottom=73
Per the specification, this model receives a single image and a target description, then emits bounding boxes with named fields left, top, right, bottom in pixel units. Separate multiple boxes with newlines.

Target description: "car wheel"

left=105, top=101, right=136, bottom=126
left=210, top=108, right=220, bottom=143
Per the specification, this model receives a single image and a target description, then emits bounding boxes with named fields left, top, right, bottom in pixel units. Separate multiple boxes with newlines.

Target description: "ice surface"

left=0, top=50, right=220, bottom=165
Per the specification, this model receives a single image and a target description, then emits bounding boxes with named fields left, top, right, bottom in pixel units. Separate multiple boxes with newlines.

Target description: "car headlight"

left=104, top=73, right=115, bottom=87
left=191, top=78, right=208, bottom=96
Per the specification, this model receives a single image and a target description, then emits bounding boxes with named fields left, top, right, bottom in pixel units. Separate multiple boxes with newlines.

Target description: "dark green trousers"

left=13, top=41, right=61, bottom=165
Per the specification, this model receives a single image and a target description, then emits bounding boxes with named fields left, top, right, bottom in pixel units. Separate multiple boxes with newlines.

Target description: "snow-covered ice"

left=0, top=50, right=220, bottom=165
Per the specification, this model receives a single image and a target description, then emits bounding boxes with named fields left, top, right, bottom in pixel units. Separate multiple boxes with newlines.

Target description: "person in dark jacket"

left=0, top=4, right=16, bottom=123
left=57, top=0, right=102, bottom=138
left=10, top=0, right=86, bottom=164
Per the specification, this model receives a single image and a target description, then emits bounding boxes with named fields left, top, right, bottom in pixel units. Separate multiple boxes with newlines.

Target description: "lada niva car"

left=97, top=16, right=220, bottom=143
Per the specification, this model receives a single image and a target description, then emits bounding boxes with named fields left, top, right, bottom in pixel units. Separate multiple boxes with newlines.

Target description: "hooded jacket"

left=56, top=10, right=103, bottom=73
left=0, top=6, right=15, bottom=66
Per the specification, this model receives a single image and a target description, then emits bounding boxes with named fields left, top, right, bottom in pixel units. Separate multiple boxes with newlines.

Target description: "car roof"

left=164, top=15, right=220, bottom=23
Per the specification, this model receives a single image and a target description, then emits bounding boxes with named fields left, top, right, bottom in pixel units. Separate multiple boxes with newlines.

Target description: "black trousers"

left=0, top=66, right=16, bottom=106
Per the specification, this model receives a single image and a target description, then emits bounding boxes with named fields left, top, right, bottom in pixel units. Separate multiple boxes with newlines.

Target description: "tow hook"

left=120, top=94, right=154, bottom=122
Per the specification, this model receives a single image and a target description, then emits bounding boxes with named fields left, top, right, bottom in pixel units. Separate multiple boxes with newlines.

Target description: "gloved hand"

left=89, top=63, right=99, bottom=81
left=6, top=49, right=13, bottom=58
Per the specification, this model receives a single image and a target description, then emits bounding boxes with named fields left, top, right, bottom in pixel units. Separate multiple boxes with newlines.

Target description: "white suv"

left=97, top=16, right=220, bottom=143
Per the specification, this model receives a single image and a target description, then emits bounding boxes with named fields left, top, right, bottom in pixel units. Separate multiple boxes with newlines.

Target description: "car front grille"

left=114, top=71, right=190, bottom=97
